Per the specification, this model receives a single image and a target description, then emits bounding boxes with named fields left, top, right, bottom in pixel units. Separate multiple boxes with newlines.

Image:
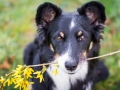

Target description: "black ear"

left=77, top=1, right=106, bottom=26
left=35, top=3, right=62, bottom=46
left=77, top=1, right=106, bottom=42
left=35, top=2, right=62, bottom=30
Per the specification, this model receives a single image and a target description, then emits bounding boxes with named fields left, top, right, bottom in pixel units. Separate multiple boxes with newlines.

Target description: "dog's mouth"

left=67, top=71, right=78, bottom=74
left=60, top=68, right=77, bottom=75
left=68, top=72, right=75, bottom=74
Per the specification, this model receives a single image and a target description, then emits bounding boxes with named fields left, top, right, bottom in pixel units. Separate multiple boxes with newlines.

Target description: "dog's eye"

left=78, top=35, right=86, bottom=41
left=56, top=36, right=63, bottom=41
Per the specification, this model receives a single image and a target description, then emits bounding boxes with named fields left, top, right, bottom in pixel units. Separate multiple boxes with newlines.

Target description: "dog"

left=23, top=1, right=109, bottom=90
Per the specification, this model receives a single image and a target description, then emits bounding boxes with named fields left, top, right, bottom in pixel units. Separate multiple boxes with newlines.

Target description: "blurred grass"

left=0, top=0, right=120, bottom=90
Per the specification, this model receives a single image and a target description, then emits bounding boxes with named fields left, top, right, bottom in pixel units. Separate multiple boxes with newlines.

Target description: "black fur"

left=23, top=1, right=109, bottom=90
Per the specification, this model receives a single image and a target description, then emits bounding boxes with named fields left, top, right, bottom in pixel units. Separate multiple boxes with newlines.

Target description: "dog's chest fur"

left=47, top=63, right=92, bottom=90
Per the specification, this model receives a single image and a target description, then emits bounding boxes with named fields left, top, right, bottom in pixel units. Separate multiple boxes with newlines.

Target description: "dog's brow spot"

left=78, top=31, right=82, bottom=36
left=59, top=32, right=64, bottom=38
left=89, top=42, right=93, bottom=50
left=50, top=44, right=54, bottom=52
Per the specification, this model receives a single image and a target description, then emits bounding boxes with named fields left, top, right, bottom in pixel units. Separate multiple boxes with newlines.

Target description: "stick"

left=27, top=50, right=120, bottom=67
left=86, top=50, right=120, bottom=60
left=28, top=62, right=58, bottom=67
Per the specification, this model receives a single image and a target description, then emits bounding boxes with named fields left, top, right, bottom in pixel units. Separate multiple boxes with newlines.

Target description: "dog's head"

left=35, top=1, right=106, bottom=74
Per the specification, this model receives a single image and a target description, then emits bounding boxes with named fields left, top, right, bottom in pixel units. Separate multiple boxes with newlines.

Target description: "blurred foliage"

left=0, top=0, right=120, bottom=90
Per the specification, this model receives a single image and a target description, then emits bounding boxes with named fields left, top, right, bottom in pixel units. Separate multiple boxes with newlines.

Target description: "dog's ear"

left=35, top=2, right=62, bottom=30
left=77, top=1, right=106, bottom=26
left=35, top=2, right=62, bottom=46
left=77, top=1, right=106, bottom=42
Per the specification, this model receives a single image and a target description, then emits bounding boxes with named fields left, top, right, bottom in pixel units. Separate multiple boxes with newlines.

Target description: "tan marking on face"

left=54, top=53, right=60, bottom=59
left=89, top=42, right=93, bottom=50
left=59, top=32, right=64, bottom=38
left=78, top=31, right=82, bottom=36
left=83, top=50, right=87, bottom=58
left=79, top=50, right=87, bottom=61
left=50, top=44, right=54, bottom=52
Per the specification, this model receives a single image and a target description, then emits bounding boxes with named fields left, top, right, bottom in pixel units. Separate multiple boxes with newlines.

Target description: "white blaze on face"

left=70, top=18, right=75, bottom=30
left=57, top=51, right=70, bottom=72
left=57, top=42, right=72, bottom=73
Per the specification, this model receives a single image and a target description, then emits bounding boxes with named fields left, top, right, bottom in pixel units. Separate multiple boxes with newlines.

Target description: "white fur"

left=47, top=61, right=88, bottom=90
left=57, top=42, right=72, bottom=73
left=57, top=51, right=71, bottom=73
left=47, top=66, right=70, bottom=90
left=70, top=61, right=88, bottom=83
left=70, top=18, right=75, bottom=30
left=85, top=82, right=92, bottom=90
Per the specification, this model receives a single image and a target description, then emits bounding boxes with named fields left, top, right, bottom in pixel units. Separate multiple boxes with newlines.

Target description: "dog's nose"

left=65, top=61, right=78, bottom=71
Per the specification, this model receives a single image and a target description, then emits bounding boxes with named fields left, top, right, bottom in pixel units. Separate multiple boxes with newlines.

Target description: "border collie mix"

left=24, top=1, right=109, bottom=90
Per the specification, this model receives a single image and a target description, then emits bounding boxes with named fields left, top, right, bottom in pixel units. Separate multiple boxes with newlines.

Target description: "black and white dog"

left=23, top=1, right=109, bottom=90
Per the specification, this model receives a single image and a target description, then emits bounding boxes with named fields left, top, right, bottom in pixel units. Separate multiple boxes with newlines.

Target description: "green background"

left=0, top=0, right=120, bottom=90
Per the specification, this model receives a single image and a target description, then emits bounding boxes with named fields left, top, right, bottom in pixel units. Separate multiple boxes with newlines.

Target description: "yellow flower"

left=34, top=71, right=44, bottom=83
left=5, top=78, right=11, bottom=86
left=12, top=65, right=24, bottom=76
left=11, top=78, right=16, bottom=84
left=14, top=75, right=22, bottom=82
left=41, top=65, right=47, bottom=74
left=0, top=65, right=49, bottom=89
left=0, top=76, right=5, bottom=83
left=39, top=74, right=44, bottom=83
left=14, top=78, right=23, bottom=88
left=23, top=67, right=34, bottom=79
left=52, top=64, right=59, bottom=76
left=22, top=80, right=34, bottom=90
left=16, top=65, right=24, bottom=71
left=14, top=78, right=34, bottom=90
left=52, top=69, right=58, bottom=76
